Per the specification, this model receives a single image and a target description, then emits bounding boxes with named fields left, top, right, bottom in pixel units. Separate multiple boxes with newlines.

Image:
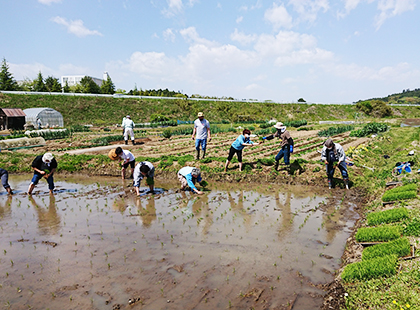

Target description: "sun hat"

left=126, top=115, right=131, bottom=118
left=108, top=149, right=119, bottom=161
left=191, top=168, right=201, bottom=176
left=42, top=153, right=54, bottom=162
left=197, top=112, right=204, bottom=117
left=273, top=122, right=285, bottom=130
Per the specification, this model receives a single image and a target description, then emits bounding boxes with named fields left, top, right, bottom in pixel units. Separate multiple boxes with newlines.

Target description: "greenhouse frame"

left=23, top=108, right=64, bottom=128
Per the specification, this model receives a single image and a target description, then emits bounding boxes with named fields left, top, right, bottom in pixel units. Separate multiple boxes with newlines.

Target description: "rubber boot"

left=132, top=140, right=135, bottom=145
left=196, top=149, right=200, bottom=160
left=274, top=160, right=279, bottom=170
left=328, top=179, right=332, bottom=189
left=125, top=140, right=128, bottom=145
left=344, top=178, right=349, bottom=190
left=202, top=150, right=206, bottom=159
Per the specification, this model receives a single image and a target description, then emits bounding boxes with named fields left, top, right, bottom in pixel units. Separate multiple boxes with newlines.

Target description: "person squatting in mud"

left=262, top=122, right=293, bottom=170
left=177, top=166, right=206, bottom=195
left=192, top=111, right=211, bottom=160
left=133, top=161, right=155, bottom=196
left=225, top=129, right=262, bottom=172
left=321, top=138, right=349, bottom=189
left=27, top=152, right=57, bottom=195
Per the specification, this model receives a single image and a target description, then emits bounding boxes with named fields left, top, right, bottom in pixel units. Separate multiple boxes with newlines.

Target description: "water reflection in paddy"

left=0, top=175, right=359, bottom=310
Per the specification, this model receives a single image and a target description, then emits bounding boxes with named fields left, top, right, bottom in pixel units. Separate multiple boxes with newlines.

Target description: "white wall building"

left=61, top=72, right=109, bottom=88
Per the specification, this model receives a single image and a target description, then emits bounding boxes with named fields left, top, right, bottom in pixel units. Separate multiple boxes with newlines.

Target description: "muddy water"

left=0, top=175, right=359, bottom=310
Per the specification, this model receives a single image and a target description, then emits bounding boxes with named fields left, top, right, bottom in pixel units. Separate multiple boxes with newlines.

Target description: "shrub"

left=382, top=191, right=417, bottom=202
left=355, top=100, right=393, bottom=118
left=162, top=129, right=172, bottom=139
left=355, top=225, right=402, bottom=243
left=350, top=122, right=388, bottom=137
left=362, top=238, right=411, bottom=261
left=341, top=255, right=398, bottom=282
left=367, top=207, right=409, bottom=226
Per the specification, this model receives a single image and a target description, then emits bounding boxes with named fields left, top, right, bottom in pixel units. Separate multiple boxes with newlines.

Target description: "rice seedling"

left=355, top=225, right=402, bottom=243
left=367, top=207, right=409, bottom=226
left=341, top=254, right=398, bottom=282
left=362, top=238, right=411, bottom=260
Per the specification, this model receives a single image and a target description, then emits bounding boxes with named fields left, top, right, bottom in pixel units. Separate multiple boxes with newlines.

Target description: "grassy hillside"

left=2, top=93, right=420, bottom=126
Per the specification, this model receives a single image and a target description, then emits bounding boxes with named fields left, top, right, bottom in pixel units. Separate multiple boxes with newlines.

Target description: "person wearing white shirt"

left=115, top=147, right=135, bottom=179
left=122, top=115, right=135, bottom=145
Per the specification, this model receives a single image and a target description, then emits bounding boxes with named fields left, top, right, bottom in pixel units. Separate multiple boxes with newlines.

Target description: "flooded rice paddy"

left=0, top=175, right=359, bottom=310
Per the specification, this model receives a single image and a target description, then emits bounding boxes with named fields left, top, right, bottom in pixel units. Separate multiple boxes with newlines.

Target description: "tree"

left=33, top=71, right=47, bottom=92
left=0, top=58, right=18, bottom=91
left=298, top=98, right=306, bottom=102
left=63, top=81, right=70, bottom=93
left=101, top=75, right=115, bottom=94
left=80, top=76, right=101, bottom=94
left=45, top=76, right=62, bottom=92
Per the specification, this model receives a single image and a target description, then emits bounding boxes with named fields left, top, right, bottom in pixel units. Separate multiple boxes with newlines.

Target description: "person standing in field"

left=262, top=122, right=294, bottom=170
left=192, top=112, right=211, bottom=159
left=321, top=138, right=349, bottom=189
left=122, top=115, right=135, bottom=145
left=0, top=168, right=13, bottom=195
left=133, top=161, right=155, bottom=196
left=225, top=129, right=261, bottom=172
left=27, top=152, right=57, bottom=195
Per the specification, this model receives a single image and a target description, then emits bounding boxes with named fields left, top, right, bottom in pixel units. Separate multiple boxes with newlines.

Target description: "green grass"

left=355, top=225, right=402, bottom=243
left=362, top=238, right=411, bottom=260
left=341, top=254, right=398, bottom=282
left=367, top=207, right=409, bottom=226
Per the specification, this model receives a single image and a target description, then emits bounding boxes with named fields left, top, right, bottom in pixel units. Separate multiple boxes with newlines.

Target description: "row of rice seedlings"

left=382, top=184, right=418, bottom=202
left=366, top=207, right=409, bottom=226
left=355, top=225, right=402, bottom=243
left=362, top=237, right=411, bottom=261
left=341, top=254, right=398, bottom=282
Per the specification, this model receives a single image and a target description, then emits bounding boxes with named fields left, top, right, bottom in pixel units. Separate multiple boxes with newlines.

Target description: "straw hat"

left=108, top=149, right=119, bottom=160
left=273, top=122, right=285, bottom=130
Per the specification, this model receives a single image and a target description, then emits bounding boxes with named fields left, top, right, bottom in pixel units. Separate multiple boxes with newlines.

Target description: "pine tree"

left=101, top=75, right=115, bottom=94
left=0, top=58, right=18, bottom=91
left=33, top=71, right=47, bottom=92
left=45, top=76, right=62, bottom=92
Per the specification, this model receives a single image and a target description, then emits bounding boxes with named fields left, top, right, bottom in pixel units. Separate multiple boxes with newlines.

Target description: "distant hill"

left=362, top=88, right=420, bottom=105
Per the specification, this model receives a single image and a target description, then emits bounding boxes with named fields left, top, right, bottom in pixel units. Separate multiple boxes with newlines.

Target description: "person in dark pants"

left=27, top=153, right=57, bottom=195
left=225, top=129, right=261, bottom=172
left=321, top=138, right=349, bottom=189
left=0, top=168, right=13, bottom=195
left=263, top=122, right=293, bottom=170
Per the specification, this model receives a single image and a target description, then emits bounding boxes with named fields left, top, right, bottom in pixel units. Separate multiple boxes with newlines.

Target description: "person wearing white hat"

left=122, top=115, right=135, bottom=145
left=262, top=122, right=294, bottom=170
left=27, top=152, right=57, bottom=195
left=192, top=112, right=211, bottom=159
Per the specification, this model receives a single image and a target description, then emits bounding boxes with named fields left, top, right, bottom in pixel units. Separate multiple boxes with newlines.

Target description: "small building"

left=23, top=108, right=64, bottom=128
left=61, top=72, right=109, bottom=88
left=0, top=108, right=26, bottom=130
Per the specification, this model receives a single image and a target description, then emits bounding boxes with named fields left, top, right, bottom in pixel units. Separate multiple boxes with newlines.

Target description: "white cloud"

left=38, top=0, right=61, bottom=5
left=254, top=31, right=317, bottom=56
left=230, top=29, right=257, bottom=45
left=375, top=0, right=416, bottom=29
left=236, top=16, right=244, bottom=23
left=264, top=3, right=293, bottom=30
left=288, top=0, right=329, bottom=23
left=163, top=28, right=176, bottom=42
left=180, top=27, right=216, bottom=47
left=51, top=16, right=103, bottom=37
left=275, top=48, right=334, bottom=66
left=240, top=0, right=263, bottom=11
left=8, top=62, right=88, bottom=81
left=162, top=0, right=184, bottom=17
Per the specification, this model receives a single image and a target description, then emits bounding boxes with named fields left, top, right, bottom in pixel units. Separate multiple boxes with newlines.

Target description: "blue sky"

left=1, top=0, right=419, bottom=103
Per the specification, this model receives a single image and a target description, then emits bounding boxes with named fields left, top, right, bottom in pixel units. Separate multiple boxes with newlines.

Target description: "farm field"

left=0, top=175, right=360, bottom=310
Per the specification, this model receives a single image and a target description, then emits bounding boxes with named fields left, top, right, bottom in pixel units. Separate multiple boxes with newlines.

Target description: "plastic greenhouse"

left=23, top=108, right=64, bottom=128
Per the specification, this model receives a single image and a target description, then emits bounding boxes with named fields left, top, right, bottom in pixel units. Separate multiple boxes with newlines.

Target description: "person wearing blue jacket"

left=177, top=166, right=205, bottom=195
left=224, top=129, right=261, bottom=172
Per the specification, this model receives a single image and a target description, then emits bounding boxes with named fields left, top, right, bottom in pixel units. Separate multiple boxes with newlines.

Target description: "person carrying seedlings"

left=133, top=161, right=155, bottom=196
left=177, top=166, right=205, bottom=195
left=27, top=152, right=57, bottom=195
left=321, top=138, right=349, bottom=189
left=114, top=147, right=135, bottom=180
left=0, top=168, right=13, bottom=195
left=262, top=122, right=293, bottom=170
left=192, top=112, right=211, bottom=159
left=225, top=129, right=261, bottom=172
left=122, top=115, right=135, bottom=145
